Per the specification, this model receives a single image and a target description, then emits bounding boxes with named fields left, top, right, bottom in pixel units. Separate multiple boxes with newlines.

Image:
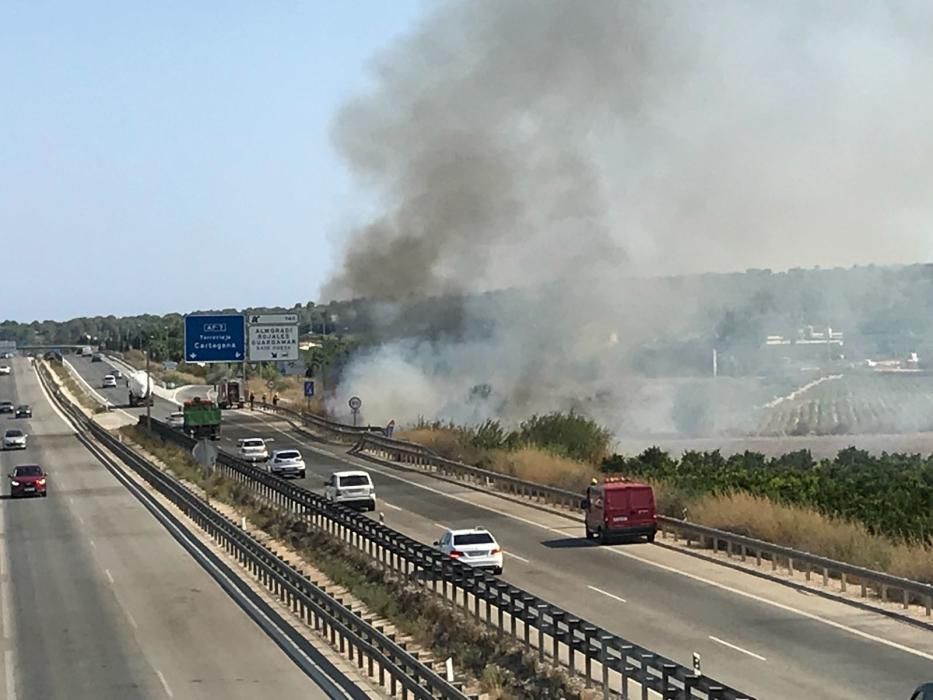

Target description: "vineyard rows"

left=755, top=372, right=933, bottom=436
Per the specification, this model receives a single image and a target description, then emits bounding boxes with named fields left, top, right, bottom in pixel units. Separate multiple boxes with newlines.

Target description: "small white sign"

left=248, top=324, right=299, bottom=361
left=249, top=313, right=298, bottom=326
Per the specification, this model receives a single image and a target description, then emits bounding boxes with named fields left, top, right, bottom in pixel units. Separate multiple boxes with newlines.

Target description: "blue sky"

left=0, top=0, right=429, bottom=322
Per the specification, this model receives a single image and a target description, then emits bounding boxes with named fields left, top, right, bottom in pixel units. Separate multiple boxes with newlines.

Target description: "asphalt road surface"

left=220, top=409, right=933, bottom=700
left=0, top=358, right=338, bottom=700
left=63, top=357, right=933, bottom=699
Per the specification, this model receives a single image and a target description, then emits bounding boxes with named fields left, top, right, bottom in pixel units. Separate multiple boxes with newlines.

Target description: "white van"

left=323, top=470, right=376, bottom=511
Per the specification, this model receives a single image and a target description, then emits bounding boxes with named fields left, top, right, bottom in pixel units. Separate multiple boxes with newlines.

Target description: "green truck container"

left=183, top=398, right=221, bottom=440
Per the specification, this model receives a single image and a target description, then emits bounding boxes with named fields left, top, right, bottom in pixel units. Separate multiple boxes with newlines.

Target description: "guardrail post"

left=661, top=662, right=677, bottom=699
left=599, top=634, right=612, bottom=700
left=535, top=603, right=549, bottom=661
left=566, top=616, right=580, bottom=675
left=551, top=610, right=565, bottom=661
left=582, top=624, right=596, bottom=687
left=495, top=581, right=508, bottom=635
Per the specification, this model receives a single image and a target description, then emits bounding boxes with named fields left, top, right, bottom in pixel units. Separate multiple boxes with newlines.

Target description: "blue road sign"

left=184, top=314, right=245, bottom=363
left=304, top=380, right=315, bottom=397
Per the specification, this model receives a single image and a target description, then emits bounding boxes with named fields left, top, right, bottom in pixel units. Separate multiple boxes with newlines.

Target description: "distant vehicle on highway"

left=111, top=368, right=122, bottom=379
left=91, top=353, right=103, bottom=362
left=323, top=470, right=376, bottom=511
left=581, top=475, right=658, bottom=544
left=215, top=380, right=245, bottom=409
left=0, top=352, right=13, bottom=359
left=3, top=428, right=28, bottom=450
left=167, top=411, right=185, bottom=429
left=0, top=365, right=10, bottom=376
left=183, top=398, right=221, bottom=440
left=912, top=682, right=933, bottom=699
left=237, top=437, right=270, bottom=462
left=269, top=449, right=305, bottom=479
left=434, top=527, right=503, bottom=575
left=0, top=401, right=13, bottom=414
left=14, top=405, right=31, bottom=418
left=102, top=374, right=117, bottom=388
left=9, top=464, right=47, bottom=498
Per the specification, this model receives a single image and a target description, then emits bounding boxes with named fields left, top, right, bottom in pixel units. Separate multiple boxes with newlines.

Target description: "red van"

left=581, top=476, right=657, bottom=543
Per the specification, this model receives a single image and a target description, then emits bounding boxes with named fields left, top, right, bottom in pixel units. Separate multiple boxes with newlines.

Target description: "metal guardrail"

left=264, top=405, right=933, bottom=619
left=352, top=434, right=933, bottom=618
left=145, top=414, right=754, bottom=699
left=37, top=364, right=471, bottom=700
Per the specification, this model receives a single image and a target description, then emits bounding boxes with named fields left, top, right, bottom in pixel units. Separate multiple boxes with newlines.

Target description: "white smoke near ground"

left=323, top=1, right=933, bottom=434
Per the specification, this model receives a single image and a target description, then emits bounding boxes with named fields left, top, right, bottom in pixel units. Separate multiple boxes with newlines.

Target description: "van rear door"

left=627, top=486, right=655, bottom=525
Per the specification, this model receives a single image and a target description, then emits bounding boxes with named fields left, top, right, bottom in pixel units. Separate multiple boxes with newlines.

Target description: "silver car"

left=3, top=429, right=28, bottom=450
left=269, top=449, right=306, bottom=479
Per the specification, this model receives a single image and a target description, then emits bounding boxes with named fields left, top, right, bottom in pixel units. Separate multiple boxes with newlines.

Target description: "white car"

left=0, top=366, right=10, bottom=376
left=2, top=428, right=28, bottom=450
left=167, top=411, right=185, bottom=429
left=237, top=437, right=270, bottom=462
left=323, top=470, right=376, bottom=511
left=433, top=527, right=503, bottom=575
left=102, top=374, right=117, bottom=388
left=269, top=449, right=306, bottom=479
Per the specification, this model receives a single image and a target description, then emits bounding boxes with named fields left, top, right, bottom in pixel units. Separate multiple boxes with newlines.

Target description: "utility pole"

left=146, top=334, right=152, bottom=431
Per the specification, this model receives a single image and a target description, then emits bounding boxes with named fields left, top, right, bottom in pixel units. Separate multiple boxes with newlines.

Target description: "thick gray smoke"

left=323, top=1, right=933, bottom=434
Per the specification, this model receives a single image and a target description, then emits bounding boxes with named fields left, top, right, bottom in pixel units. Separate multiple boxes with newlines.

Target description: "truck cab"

left=581, top=476, right=657, bottom=544
left=182, top=397, right=221, bottom=440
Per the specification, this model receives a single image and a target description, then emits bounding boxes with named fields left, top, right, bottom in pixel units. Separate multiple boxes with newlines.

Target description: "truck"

left=580, top=475, right=657, bottom=544
left=215, top=380, right=245, bottom=409
left=182, top=397, right=221, bottom=440
left=127, top=371, right=154, bottom=407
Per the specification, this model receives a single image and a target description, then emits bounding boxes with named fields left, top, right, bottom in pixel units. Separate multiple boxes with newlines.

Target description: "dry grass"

left=687, top=492, right=933, bottom=583
left=487, top=447, right=597, bottom=492
left=398, top=427, right=933, bottom=583
left=245, top=377, right=327, bottom=414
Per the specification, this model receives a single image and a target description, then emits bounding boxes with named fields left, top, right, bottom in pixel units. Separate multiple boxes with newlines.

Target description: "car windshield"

left=241, top=439, right=264, bottom=448
left=170, top=412, right=183, bottom=419
left=339, top=475, right=370, bottom=487
left=16, top=405, right=28, bottom=410
left=5, top=430, right=24, bottom=438
left=453, top=532, right=495, bottom=546
left=14, top=466, right=42, bottom=477
left=276, top=451, right=300, bottom=460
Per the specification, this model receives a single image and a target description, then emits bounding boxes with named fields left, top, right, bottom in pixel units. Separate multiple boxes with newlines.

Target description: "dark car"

left=111, top=368, right=122, bottom=379
left=0, top=401, right=13, bottom=414
left=9, top=464, right=47, bottom=498
left=91, top=353, right=103, bottom=362
left=14, top=405, right=31, bottom=418
left=912, top=683, right=933, bottom=700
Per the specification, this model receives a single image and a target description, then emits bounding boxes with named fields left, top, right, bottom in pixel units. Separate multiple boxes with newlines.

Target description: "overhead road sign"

left=248, top=323, right=299, bottom=361
left=184, top=314, right=245, bottom=363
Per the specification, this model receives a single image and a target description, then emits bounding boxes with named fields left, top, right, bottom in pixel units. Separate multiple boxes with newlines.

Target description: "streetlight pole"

left=146, top=335, right=152, bottom=431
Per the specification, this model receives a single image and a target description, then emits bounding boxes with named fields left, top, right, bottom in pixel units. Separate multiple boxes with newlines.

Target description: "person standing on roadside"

left=249, top=392, right=255, bottom=410
left=272, top=393, right=279, bottom=408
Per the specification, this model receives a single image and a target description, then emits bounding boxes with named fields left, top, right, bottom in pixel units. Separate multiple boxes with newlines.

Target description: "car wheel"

left=300, top=471, right=306, bottom=479
left=493, top=567, right=503, bottom=575
left=42, top=492, right=48, bottom=498
left=598, top=528, right=608, bottom=545
left=646, top=531, right=656, bottom=543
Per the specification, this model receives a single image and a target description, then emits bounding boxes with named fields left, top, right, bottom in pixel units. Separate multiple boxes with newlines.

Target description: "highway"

left=0, top=357, right=343, bottom=700
left=66, top=356, right=933, bottom=699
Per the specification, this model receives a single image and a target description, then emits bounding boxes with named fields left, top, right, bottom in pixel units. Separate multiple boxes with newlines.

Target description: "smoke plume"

left=323, top=1, right=933, bottom=435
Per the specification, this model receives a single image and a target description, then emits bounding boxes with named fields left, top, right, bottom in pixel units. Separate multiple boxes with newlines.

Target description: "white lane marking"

left=69, top=497, right=74, bottom=505
left=383, top=502, right=403, bottom=511
left=89, top=539, right=96, bottom=549
left=264, top=420, right=933, bottom=663
left=588, top=585, right=627, bottom=603
left=104, top=568, right=115, bottom=584
left=156, top=669, right=174, bottom=698
left=432, top=522, right=446, bottom=529
left=78, top=515, right=85, bottom=525
left=709, top=635, right=767, bottom=661
left=4, top=649, right=15, bottom=700
left=504, top=551, right=529, bottom=564
left=125, top=610, right=138, bottom=629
